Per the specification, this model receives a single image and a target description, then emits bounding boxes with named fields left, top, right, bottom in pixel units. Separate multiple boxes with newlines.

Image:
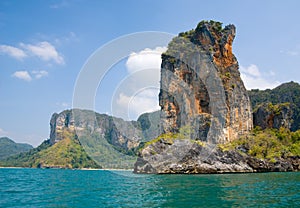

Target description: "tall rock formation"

left=134, top=20, right=256, bottom=174
left=159, top=20, right=252, bottom=144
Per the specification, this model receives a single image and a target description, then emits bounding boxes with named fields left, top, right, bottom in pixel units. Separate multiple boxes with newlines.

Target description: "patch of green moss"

left=192, top=140, right=206, bottom=147
left=143, top=132, right=177, bottom=148
left=142, top=125, right=207, bottom=150
left=225, top=72, right=231, bottom=78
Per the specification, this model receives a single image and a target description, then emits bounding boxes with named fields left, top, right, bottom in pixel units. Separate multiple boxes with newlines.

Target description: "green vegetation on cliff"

left=220, top=127, right=300, bottom=162
left=248, top=81, right=300, bottom=109
left=78, top=131, right=137, bottom=169
left=249, top=82, right=300, bottom=130
left=140, top=125, right=206, bottom=153
left=0, top=131, right=101, bottom=169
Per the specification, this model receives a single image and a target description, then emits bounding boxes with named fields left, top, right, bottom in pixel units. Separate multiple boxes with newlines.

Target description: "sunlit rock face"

left=159, top=20, right=252, bottom=144
left=49, top=109, right=142, bottom=150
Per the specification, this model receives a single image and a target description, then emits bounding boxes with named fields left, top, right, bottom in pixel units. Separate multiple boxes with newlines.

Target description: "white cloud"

left=241, top=64, right=261, bottom=77
left=240, top=64, right=280, bottom=90
left=20, top=41, right=64, bottom=64
left=12, top=71, right=32, bottom=82
left=126, top=47, right=167, bottom=73
left=12, top=70, right=49, bottom=81
left=111, top=47, right=167, bottom=120
left=1, top=41, right=64, bottom=65
left=31, top=70, right=48, bottom=79
left=116, top=89, right=160, bottom=120
left=0, top=45, right=27, bottom=60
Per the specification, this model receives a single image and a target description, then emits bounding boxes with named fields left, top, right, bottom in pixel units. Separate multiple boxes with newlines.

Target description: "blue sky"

left=1, top=0, right=300, bottom=146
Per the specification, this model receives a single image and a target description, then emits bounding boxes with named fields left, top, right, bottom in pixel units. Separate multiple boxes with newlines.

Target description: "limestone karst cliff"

left=50, top=109, right=142, bottom=151
left=159, top=20, right=252, bottom=144
left=48, top=109, right=161, bottom=168
left=134, top=21, right=300, bottom=174
left=135, top=20, right=255, bottom=173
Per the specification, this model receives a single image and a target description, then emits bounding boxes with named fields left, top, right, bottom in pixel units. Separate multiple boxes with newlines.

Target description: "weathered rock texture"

left=134, top=138, right=299, bottom=174
left=50, top=109, right=161, bottom=153
left=50, top=109, right=137, bottom=149
left=49, top=109, right=162, bottom=168
left=134, top=21, right=300, bottom=174
left=159, top=20, right=252, bottom=144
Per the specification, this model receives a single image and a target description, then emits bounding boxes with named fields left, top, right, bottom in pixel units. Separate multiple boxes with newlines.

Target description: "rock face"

left=134, top=139, right=299, bottom=174
left=159, top=20, right=252, bottom=144
left=50, top=109, right=138, bottom=150
left=50, top=109, right=161, bottom=154
left=49, top=109, right=161, bottom=168
left=253, top=103, right=294, bottom=130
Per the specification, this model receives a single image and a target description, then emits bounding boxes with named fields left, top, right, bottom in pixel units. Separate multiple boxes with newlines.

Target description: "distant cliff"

left=0, top=109, right=161, bottom=169
left=50, top=109, right=161, bottom=153
left=50, top=109, right=141, bottom=152
left=249, top=81, right=300, bottom=131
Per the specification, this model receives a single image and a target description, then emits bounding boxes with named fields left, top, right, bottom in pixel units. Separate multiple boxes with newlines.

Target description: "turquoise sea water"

left=0, top=168, right=299, bottom=207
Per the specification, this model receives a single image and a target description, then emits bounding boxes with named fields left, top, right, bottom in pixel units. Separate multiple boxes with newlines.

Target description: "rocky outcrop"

left=134, top=138, right=299, bottom=174
left=253, top=103, right=294, bottom=130
left=159, top=20, right=252, bottom=144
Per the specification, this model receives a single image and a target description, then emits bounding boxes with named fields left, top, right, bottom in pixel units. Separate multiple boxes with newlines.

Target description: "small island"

left=134, top=21, right=299, bottom=173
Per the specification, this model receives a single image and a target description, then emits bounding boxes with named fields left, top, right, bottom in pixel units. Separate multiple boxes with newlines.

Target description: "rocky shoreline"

left=134, top=139, right=299, bottom=174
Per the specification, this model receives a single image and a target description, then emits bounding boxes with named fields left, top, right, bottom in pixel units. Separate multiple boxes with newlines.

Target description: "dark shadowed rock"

left=249, top=81, right=300, bottom=131
left=253, top=103, right=294, bottom=130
